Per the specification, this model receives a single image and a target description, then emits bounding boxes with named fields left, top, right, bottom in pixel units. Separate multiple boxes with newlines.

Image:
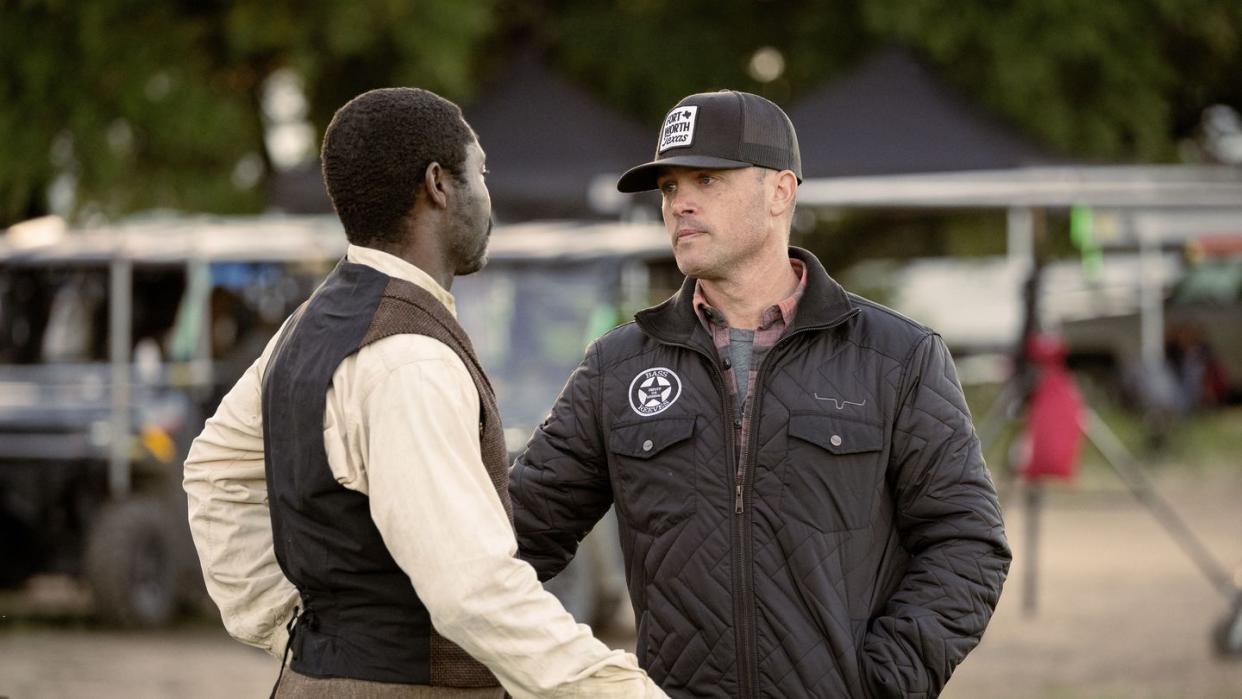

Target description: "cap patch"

left=658, top=106, right=698, bottom=153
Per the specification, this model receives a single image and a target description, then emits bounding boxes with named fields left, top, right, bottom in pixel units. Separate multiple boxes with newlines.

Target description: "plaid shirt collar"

left=692, top=258, right=808, bottom=336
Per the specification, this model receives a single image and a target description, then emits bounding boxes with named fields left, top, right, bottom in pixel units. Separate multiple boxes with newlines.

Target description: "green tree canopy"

left=1, top=0, right=496, bottom=225
left=2, top=0, right=1238, bottom=226
left=546, top=0, right=1241, bottom=161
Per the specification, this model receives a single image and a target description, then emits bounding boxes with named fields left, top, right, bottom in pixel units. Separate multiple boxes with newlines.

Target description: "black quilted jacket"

left=511, top=247, right=1010, bottom=698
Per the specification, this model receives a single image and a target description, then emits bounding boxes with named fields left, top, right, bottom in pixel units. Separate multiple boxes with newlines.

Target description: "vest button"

left=642, top=439, right=654, bottom=452
left=830, top=434, right=843, bottom=447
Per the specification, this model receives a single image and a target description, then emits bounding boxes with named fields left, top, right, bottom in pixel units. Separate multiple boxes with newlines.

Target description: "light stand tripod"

left=975, top=334, right=1242, bottom=657
left=978, top=382, right=1242, bottom=600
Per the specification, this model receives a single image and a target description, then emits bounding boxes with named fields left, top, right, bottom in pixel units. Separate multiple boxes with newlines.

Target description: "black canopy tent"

left=463, top=51, right=654, bottom=222
left=789, top=48, right=1064, bottom=178
left=269, top=51, right=655, bottom=222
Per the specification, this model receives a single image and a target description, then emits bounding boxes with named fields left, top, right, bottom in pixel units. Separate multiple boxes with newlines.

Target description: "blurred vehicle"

left=0, top=215, right=340, bottom=626
left=1058, top=235, right=1242, bottom=406
left=837, top=253, right=1183, bottom=385
left=0, top=214, right=677, bottom=630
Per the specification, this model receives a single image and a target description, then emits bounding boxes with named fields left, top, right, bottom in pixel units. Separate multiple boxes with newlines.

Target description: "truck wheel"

left=544, top=541, right=599, bottom=626
left=85, top=498, right=179, bottom=627
left=543, top=524, right=627, bottom=633
left=1215, top=595, right=1242, bottom=659
left=0, top=510, right=39, bottom=588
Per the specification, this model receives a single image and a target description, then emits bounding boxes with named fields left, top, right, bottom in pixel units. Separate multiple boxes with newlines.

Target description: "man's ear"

left=770, top=170, right=797, bottom=217
left=422, top=161, right=449, bottom=209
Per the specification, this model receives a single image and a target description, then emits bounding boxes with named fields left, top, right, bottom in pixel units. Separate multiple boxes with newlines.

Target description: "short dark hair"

left=321, top=87, right=473, bottom=247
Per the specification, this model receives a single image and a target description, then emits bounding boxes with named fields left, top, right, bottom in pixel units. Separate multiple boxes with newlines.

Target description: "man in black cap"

left=510, top=90, right=1011, bottom=698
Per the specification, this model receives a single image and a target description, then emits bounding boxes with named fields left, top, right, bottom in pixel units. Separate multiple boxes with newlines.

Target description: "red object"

left=1018, top=335, right=1084, bottom=482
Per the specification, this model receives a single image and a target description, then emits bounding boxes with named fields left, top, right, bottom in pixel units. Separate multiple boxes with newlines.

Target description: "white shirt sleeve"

left=360, top=345, right=664, bottom=699
left=184, top=323, right=662, bottom=696
left=183, top=336, right=298, bottom=658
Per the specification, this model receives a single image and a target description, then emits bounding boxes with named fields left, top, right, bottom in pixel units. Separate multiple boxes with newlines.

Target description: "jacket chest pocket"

left=608, top=417, right=697, bottom=536
left=782, top=412, right=884, bottom=533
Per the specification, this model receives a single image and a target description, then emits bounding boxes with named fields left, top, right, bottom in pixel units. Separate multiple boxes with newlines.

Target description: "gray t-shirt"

left=728, top=328, right=756, bottom=409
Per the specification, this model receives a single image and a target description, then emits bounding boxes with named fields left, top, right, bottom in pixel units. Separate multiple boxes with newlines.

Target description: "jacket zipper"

left=658, top=307, right=857, bottom=699
left=733, top=397, right=754, bottom=698
left=734, top=401, right=745, bottom=514
left=733, top=346, right=781, bottom=699
left=732, top=309, right=860, bottom=698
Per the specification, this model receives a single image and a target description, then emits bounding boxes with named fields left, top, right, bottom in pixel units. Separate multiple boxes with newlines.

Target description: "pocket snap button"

left=642, top=439, right=654, bottom=452
left=830, top=434, right=843, bottom=447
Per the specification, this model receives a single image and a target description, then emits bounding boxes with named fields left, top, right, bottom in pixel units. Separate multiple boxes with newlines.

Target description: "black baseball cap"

left=616, top=90, right=802, bottom=193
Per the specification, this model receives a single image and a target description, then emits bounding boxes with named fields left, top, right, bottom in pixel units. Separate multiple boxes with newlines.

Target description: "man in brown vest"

left=184, top=87, right=665, bottom=698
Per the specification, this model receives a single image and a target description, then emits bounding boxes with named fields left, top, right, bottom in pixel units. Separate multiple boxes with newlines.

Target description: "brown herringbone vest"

left=362, top=277, right=513, bottom=686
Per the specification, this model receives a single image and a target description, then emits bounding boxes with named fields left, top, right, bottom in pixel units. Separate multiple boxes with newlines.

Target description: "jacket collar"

left=635, top=246, right=856, bottom=349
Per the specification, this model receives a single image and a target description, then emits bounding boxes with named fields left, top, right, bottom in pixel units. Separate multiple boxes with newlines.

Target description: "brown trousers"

left=274, top=669, right=505, bottom=699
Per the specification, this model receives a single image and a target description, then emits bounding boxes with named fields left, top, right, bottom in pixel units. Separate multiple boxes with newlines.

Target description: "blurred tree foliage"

left=546, top=0, right=1241, bottom=161
left=858, top=0, right=1242, bottom=162
left=2, top=0, right=1239, bottom=226
left=0, top=0, right=495, bottom=225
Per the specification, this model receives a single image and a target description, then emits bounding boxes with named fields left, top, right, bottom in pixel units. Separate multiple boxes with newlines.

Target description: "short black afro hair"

left=321, top=87, right=474, bottom=247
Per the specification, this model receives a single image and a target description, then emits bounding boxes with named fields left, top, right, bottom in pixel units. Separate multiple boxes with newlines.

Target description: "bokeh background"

left=2, top=1, right=1242, bottom=697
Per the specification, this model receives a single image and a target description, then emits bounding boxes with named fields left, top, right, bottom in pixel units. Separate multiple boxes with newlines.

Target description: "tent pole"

left=109, top=252, right=132, bottom=499
left=1137, top=220, right=1165, bottom=373
left=1007, top=207, right=1035, bottom=277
